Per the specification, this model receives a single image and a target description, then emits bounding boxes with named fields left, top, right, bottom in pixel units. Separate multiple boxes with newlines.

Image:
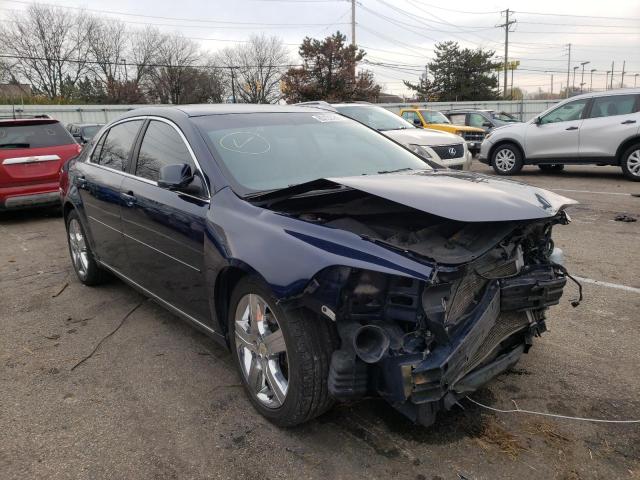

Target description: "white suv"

left=479, top=89, right=640, bottom=181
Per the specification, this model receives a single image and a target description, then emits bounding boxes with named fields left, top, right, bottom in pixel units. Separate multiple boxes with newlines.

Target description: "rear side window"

left=448, top=113, right=467, bottom=126
left=93, top=120, right=143, bottom=171
left=135, top=121, right=194, bottom=182
left=0, top=121, right=74, bottom=149
left=589, top=95, right=638, bottom=118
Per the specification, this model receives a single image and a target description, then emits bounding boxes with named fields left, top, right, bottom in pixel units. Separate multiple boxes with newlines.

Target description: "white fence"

left=0, top=100, right=559, bottom=124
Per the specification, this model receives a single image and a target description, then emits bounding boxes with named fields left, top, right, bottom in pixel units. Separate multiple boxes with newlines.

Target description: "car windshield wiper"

left=0, top=143, right=30, bottom=149
left=243, top=178, right=349, bottom=207
left=379, top=126, right=408, bottom=131
left=377, top=167, right=414, bottom=174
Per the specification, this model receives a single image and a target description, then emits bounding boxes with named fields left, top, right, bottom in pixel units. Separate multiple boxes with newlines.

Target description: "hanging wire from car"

left=553, top=263, right=583, bottom=307
left=464, top=397, right=640, bottom=424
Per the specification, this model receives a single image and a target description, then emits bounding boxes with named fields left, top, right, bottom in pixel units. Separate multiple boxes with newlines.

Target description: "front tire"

left=621, top=144, right=640, bottom=181
left=491, top=143, right=524, bottom=175
left=65, top=210, right=108, bottom=286
left=228, top=276, right=336, bottom=426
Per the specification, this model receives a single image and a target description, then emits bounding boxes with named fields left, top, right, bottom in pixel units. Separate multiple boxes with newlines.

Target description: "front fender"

left=206, top=188, right=436, bottom=301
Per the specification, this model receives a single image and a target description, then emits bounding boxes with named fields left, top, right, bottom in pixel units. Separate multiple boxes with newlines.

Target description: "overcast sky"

left=1, top=0, right=639, bottom=96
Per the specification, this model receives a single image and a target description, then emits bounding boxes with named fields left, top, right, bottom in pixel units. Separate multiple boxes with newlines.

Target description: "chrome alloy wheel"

left=494, top=148, right=516, bottom=172
left=68, top=218, right=89, bottom=279
left=626, top=149, right=640, bottom=177
left=234, top=294, right=289, bottom=409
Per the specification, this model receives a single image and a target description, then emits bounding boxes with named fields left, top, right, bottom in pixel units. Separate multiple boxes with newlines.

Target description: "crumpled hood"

left=383, top=128, right=462, bottom=146
left=326, top=170, right=577, bottom=222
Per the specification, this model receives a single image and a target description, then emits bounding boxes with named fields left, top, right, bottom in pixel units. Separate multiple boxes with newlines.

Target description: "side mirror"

left=533, top=116, right=542, bottom=125
left=158, top=163, right=194, bottom=190
left=413, top=118, right=422, bottom=127
left=482, top=121, right=493, bottom=128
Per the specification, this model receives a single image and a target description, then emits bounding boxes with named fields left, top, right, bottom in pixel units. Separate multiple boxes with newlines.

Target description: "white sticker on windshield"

left=312, top=114, right=346, bottom=123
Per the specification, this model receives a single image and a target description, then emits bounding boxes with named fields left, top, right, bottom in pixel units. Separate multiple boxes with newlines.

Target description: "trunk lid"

left=0, top=120, right=80, bottom=187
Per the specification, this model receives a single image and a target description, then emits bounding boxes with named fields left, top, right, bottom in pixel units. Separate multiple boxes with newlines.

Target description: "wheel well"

left=62, top=202, right=75, bottom=224
left=616, top=136, right=640, bottom=165
left=489, top=140, right=525, bottom=164
left=214, top=266, right=248, bottom=338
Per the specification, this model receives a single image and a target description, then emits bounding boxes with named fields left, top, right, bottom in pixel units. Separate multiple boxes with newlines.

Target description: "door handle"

left=120, top=191, right=137, bottom=207
left=621, top=120, right=637, bottom=125
left=75, top=175, right=87, bottom=189
left=565, top=126, right=579, bottom=131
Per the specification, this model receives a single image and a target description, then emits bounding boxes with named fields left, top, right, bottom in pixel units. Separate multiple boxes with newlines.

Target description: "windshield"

left=194, top=112, right=430, bottom=194
left=335, top=106, right=414, bottom=131
left=420, top=110, right=450, bottom=124
left=81, top=125, right=102, bottom=139
left=0, top=121, right=74, bottom=149
left=491, top=111, right=518, bottom=122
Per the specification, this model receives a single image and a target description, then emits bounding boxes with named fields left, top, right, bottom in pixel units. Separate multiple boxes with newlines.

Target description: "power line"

left=515, top=10, right=640, bottom=21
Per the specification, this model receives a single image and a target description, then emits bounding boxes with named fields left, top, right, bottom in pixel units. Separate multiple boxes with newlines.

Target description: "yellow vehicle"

left=399, top=108, right=485, bottom=155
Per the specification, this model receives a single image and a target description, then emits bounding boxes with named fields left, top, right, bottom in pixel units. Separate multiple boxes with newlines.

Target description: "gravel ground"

left=1, top=163, right=639, bottom=480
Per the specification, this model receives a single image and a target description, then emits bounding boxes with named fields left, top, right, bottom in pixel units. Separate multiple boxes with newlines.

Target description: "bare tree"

left=87, top=18, right=127, bottom=101
left=0, top=4, right=94, bottom=99
left=148, top=34, right=201, bottom=104
left=130, top=27, right=164, bottom=87
left=219, top=35, right=289, bottom=103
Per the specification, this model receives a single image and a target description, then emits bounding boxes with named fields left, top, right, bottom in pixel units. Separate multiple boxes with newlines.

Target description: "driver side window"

left=540, top=99, right=588, bottom=125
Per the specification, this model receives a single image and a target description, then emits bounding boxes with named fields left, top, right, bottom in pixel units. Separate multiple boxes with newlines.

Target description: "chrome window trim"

left=86, top=115, right=211, bottom=200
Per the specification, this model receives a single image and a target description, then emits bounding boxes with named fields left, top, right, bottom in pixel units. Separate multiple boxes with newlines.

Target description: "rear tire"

left=228, top=276, right=336, bottom=426
left=491, top=143, right=524, bottom=175
left=621, top=144, right=640, bottom=181
left=538, top=164, right=565, bottom=172
left=65, top=209, right=108, bottom=286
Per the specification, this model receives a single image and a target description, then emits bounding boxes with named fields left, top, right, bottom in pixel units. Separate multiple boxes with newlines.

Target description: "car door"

left=468, top=112, right=492, bottom=132
left=579, top=94, right=640, bottom=160
left=524, top=98, right=589, bottom=162
left=75, top=120, right=144, bottom=271
left=120, top=119, right=211, bottom=322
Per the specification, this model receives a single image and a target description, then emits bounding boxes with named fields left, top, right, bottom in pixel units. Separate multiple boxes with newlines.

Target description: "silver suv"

left=479, top=89, right=640, bottom=181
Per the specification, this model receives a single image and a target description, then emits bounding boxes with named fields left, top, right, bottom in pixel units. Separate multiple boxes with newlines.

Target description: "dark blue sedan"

left=60, top=105, right=577, bottom=427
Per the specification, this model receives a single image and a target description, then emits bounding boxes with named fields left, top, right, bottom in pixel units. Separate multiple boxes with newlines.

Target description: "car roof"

left=562, top=87, right=640, bottom=102
left=121, top=104, right=327, bottom=119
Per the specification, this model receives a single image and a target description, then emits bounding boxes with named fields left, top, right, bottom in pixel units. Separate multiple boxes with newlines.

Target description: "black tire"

left=538, top=164, right=565, bottom=172
left=491, top=143, right=524, bottom=175
left=65, top=209, right=108, bottom=286
left=228, top=276, right=336, bottom=427
left=620, top=143, right=640, bottom=181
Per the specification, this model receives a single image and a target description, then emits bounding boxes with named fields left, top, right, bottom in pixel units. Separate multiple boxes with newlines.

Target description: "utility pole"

left=580, top=61, right=589, bottom=93
left=229, top=67, right=236, bottom=103
left=351, top=0, right=356, bottom=46
left=620, top=60, right=626, bottom=88
left=572, top=66, right=578, bottom=91
left=497, top=9, right=516, bottom=99
left=610, top=61, right=614, bottom=90
left=590, top=69, right=596, bottom=92
left=565, top=43, right=571, bottom=98
left=550, top=73, right=554, bottom=95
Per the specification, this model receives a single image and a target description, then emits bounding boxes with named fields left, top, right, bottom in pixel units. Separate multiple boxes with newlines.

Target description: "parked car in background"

left=399, top=107, right=485, bottom=155
left=443, top=109, right=520, bottom=132
left=300, top=102, right=471, bottom=169
left=1, top=116, right=80, bottom=210
left=479, top=89, right=640, bottom=180
left=67, top=123, right=104, bottom=145
left=61, top=104, right=575, bottom=428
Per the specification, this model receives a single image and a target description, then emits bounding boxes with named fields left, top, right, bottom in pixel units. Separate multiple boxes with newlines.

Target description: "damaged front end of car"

left=277, top=206, right=574, bottom=426
left=248, top=172, right=579, bottom=426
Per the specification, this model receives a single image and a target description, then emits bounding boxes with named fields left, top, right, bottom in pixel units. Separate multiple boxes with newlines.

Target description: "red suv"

left=0, top=116, right=81, bottom=210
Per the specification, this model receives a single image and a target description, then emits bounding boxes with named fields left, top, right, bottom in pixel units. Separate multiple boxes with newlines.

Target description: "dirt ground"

left=1, top=163, right=639, bottom=480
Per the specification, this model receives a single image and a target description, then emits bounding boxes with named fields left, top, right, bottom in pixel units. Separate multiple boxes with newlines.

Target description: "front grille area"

left=431, top=143, right=464, bottom=160
left=446, top=272, right=488, bottom=324
left=462, top=132, right=485, bottom=142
